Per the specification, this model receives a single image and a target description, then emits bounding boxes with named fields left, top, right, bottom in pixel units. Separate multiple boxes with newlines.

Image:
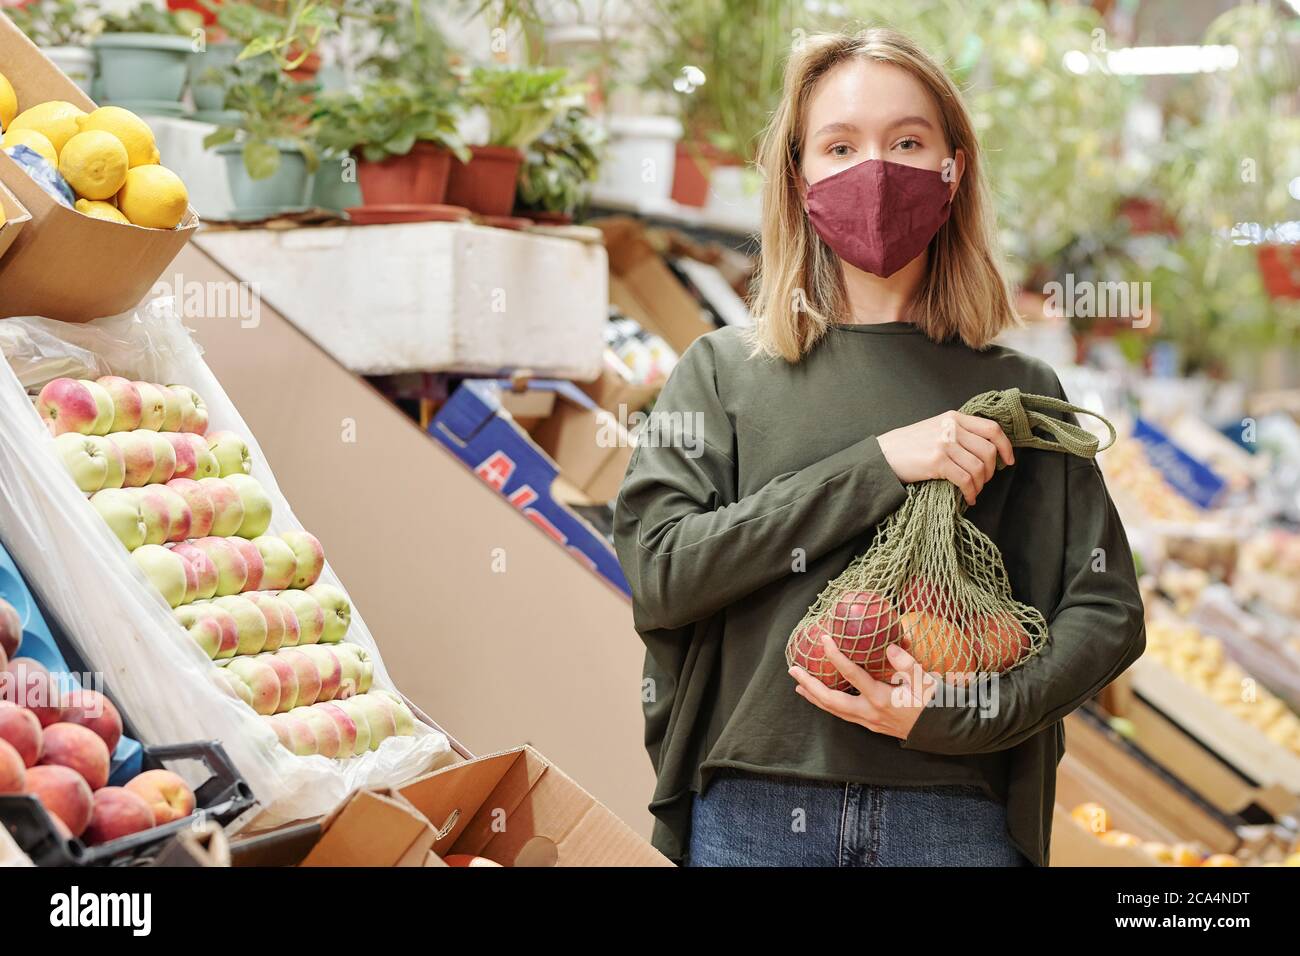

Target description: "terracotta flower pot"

left=444, top=146, right=524, bottom=217
left=1258, top=245, right=1300, bottom=301
left=671, top=140, right=742, bottom=208
left=356, top=143, right=453, bottom=207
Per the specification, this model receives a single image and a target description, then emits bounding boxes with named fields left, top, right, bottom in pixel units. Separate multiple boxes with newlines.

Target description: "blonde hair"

left=747, top=28, right=1017, bottom=362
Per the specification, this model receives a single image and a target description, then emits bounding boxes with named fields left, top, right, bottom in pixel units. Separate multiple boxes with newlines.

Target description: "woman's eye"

left=829, top=143, right=853, bottom=158
left=895, top=137, right=921, bottom=151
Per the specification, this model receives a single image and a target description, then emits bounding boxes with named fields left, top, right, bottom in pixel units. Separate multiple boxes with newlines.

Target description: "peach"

left=212, top=667, right=253, bottom=708
left=0, top=738, right=25, bottom=793
left=0, top=701, right=42, bottom=766
left=61, top=689, right=123, bottom=754
left=280, top=531, right=324, bottom=589
left=37, top=378, right=100, bottom=436
left=125, top=769, right=195, bottom=824
left=171, top=542, right=219, bottom=601
left=0, top=596, right=21, bottom=658
left=95, top=376, right=144, bottom=432
left=443, top=854, right=502, bottom=867
left=85, top=786, right=156, bottom=845
left=2, top=658, right=65, bottom=726
left=40, top=721, right=110, bottom=790
left=267, top=713, right=316, bottom=756
left=26, top=764, right=93, bottom=836
left=198, top=477, right=245, bottom=537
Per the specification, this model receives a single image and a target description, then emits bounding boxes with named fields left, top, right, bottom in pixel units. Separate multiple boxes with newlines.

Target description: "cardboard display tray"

left=0, top=15, right=199, bottom=321
left=0, top=179, right=32, bottom=265
left=1127, top=655, right=1300, bottom=792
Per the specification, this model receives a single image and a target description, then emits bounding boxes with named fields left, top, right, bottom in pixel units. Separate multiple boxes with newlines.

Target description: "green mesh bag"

left=786, top=389, right=1116, bottom=688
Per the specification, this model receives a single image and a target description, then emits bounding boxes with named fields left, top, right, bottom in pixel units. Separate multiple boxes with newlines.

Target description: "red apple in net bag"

left=791, top=590, right=902, bottom=690
left=978, top=613, right=1032, bottom=672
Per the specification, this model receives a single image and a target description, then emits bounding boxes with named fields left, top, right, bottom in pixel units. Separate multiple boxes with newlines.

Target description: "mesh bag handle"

left=961, top=388, right=1116, bottom=459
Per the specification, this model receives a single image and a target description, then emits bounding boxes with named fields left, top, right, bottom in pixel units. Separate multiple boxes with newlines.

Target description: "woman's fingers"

left=961, top=415, right=1015, bottom=467
left=940, top=453, right=982, bottom=505
left=789, top=666, right=869, bottom=723
left=817, top=634, right=896, bottom=708
left=955, top=428, right=998, bottom=482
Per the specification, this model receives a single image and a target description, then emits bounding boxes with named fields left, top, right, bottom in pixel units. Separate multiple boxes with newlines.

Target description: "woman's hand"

left=789, top=637, right=938, bottom=740
left=877, top=411, right=1014, bottom=506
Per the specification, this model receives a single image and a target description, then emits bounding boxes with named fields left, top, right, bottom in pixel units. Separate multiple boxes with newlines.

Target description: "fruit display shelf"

left=0, top=739, right=252, bottom=867
left=1127, top=654, right=1300, bottom=793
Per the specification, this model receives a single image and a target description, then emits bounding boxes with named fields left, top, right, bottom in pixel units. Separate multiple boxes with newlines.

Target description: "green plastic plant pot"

left=188, top=40, right=241, bottom=112
left=94, top=34, right=194, bottom=105
left=215, top=141, right=311, bottom=215
left=311, top=154, right=363, bottom=213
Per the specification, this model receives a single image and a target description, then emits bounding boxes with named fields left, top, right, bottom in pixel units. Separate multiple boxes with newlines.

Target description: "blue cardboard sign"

left=1130, top=417, right=1226, bottom=510
left=430, top=379, right=632, bottom=597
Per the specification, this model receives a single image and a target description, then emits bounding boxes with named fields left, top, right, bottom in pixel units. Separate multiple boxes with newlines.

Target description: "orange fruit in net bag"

left=898, top=610, right=979, bottom=679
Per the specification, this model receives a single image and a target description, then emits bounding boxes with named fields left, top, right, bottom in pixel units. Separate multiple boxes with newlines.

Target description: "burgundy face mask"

left=804, top=158, right=953, bottom=278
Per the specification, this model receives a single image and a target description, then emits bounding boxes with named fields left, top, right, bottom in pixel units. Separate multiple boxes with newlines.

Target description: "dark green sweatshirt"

left=612, top=321, right=1146, bottom=866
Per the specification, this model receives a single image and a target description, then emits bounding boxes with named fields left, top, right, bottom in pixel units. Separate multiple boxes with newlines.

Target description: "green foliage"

left=353, top=0, right=455, bottom=92
left=100, top=4, right=201, bottom=35
left=517, top=105, right=606, bottom=214
left=313, top=81, right=469, bottom=163
left=204, top=0, right=342, bottom=70
left=647, top=0, right=798, bottom=161
left=4, top=0, right=98, bottom=46
left=463, top=65, right=586, bottom=150
left=203, top=57, right=320, bottom=178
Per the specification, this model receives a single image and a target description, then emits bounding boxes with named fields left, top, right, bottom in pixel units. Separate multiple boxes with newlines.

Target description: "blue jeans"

left=688, top=769, right=1030, bottom=867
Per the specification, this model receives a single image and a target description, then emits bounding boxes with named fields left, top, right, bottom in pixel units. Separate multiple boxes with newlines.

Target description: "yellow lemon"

left=75, top=106, right=160, bottom=168
left=60, top=130, right=130, bottom=201
left=8, top=100, right=87, bottom=153
left=0, top=72, right=17, bottom=130
left=2, top=127, right=58, bottom=166
left=116, top=165, right=188, bottom=229
left=75, top=198, right=130, bottom=225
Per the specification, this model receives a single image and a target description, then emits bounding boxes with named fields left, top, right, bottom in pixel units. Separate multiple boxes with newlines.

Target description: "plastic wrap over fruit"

left=3, top=144, right=75, bottom=209
left=0, top=301, right=453, bottom=825
left=788, top=389, right=1115, bottom=689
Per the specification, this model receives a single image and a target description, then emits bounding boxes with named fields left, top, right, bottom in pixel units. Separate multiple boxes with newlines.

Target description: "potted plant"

left=448, top=64, right=584, bottom=218
left=93, top=4, right=203, bottom=115
left=515, top=104, right=604, bottom=223
left=647, top=0, right=796, bottom=208
left=204, top=56, right=319, bottom=216
left=3, top=0, right=99, bottom=95
left=313, top=80, right=468, bottom=221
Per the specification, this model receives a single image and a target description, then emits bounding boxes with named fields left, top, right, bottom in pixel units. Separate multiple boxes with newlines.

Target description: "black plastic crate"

left=0, top=739, right=253, bottom=866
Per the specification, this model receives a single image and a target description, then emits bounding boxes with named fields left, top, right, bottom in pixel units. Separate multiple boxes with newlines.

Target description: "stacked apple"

left=37, top=376, right=418, bottom=760
left=262, top=689, right=419, bottom=759
left=0, top=621, right=196, bottom=845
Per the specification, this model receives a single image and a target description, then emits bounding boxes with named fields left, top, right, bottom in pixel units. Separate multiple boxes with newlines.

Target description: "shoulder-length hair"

left=747, top=28, right=1017, bottom=362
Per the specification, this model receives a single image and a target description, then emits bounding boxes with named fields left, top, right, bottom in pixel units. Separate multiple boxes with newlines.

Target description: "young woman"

left=612, top=28, right=1145, bottom=867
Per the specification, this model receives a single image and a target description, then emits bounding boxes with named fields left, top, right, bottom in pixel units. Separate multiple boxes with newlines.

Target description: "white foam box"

left=194, top=222, right=608, bottom=378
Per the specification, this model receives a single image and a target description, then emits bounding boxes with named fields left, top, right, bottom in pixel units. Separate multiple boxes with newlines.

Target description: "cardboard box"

left=0, top=17, right=199, bottom=322
left=431, top=378, right=632, bottom=592
left=597, top=217, right=716, bottom=356
left=183, top=244, right=658, bottom=837
left=302, top=746, right=671, bottom=867
left=403, top=745, right=670, bottom=867
left=579, top=351, right=663, bottom=415
left=1052, top=755, right=1169, bottom=866
left=0, top=179, right=32, bottom=266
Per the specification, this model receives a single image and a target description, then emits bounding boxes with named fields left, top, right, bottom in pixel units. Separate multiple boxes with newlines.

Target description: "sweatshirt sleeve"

left=900, top=456, right=1146, bottom=755
left=612, top=335, right=909, bottom=633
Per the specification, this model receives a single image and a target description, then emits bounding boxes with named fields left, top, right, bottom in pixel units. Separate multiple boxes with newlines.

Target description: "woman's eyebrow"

left=810, top=121, right=859, bottom=138
left=884, top=115, right=935, bottom=132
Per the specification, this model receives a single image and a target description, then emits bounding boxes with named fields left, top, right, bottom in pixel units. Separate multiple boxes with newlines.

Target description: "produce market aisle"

left=166, top=244, right=656, bottom=837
